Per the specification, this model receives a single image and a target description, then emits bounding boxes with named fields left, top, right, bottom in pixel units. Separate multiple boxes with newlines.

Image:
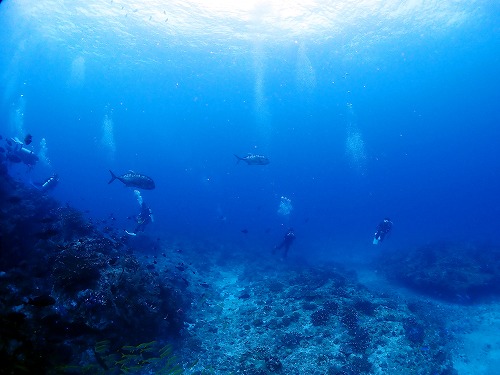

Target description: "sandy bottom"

left=354, top=263, right=500, bottom=375
left=451, top=305, right=500, bottom=375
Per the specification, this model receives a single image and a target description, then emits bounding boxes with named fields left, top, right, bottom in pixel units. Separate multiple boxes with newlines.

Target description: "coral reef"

left=0, top=173, right=188, bottom=373
left=177, top=252, right=457, bottom=374
left=0, top=171, right=468, bottom=374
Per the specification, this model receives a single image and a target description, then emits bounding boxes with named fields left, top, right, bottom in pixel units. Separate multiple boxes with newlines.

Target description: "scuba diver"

left=273, top=228, right=296, bottom=259
left=373, top=218, right=393, bottom=245
left=32, top=174, right=59, bottom=192
left=5, top=136, right=39, bottom=168
left=125, top=201, right=154, bottom=236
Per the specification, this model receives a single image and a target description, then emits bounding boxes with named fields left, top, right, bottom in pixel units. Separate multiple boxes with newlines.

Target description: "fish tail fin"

left=108, top=170, right=117, bottom=184
left=234, top=154, right=242, bottom=164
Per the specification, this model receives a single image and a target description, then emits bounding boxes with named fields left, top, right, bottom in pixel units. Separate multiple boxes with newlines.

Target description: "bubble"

left=253, top=43, right=271, bottom=142
left=134, top=189, right=143, bottom=207
left=10, top=95, right=25, bottom=136
left=296, top=43, right=316, bottom=93
left=344, top=104, right=367, bottom=174
left=69, top=56, right=86, bottom=86
left=39, top=137, right=51, bottom=167
left=345, top=126, right=367, bottom=174
left=278, top=196, right=293, bottom=217
left=101, top=112, right=116, bottom=162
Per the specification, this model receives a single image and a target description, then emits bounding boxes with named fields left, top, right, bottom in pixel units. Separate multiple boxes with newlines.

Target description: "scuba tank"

left=33, top=174, right=59, bottom=192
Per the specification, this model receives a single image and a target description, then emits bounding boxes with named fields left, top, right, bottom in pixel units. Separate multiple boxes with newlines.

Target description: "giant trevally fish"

left=108, top=170, right=155, bottom=190
left=234, top=153, right=270, bottom=165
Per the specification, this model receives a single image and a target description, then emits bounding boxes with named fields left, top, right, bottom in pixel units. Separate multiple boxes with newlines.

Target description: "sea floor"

left=352, top=255, right=500, bottom=375
left=1, top=171, right=499, bottom=374
left=450, top=304, right=500, bottom=375
left=169, top=242, right=500, bottom=375
left=358, top=269, right=500, bottom=375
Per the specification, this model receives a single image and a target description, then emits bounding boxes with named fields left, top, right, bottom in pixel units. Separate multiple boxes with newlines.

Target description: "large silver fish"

left=108, top=170, right=155, bottom=190
left=234, top=153, right=270, bottom=165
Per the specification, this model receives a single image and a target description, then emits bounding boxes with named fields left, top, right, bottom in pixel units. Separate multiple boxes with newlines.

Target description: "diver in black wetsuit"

left=32, top=174, right=59, bottom=192
left=126, top=201, right=154, bottom=236
left=373, top=218, right=392, bottom=245
left=5, top=137, right=39, bottom=168
left=273, top=228, right=296, bottom=259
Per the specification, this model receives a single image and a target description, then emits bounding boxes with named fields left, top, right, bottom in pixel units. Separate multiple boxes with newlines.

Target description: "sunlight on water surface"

left=9, top=0, right=480, bottom=51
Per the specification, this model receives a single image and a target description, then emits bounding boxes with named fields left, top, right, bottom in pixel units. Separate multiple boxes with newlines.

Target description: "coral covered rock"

left=376, top=242, right=500, bottom=302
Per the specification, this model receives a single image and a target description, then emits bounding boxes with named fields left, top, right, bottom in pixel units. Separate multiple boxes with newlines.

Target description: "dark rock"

left=311, top=308, right=331, bottom=326
left=349, top=327, right=371, bottom=353
left=349, top=355, right=372, bottom=373
left=376, top=241, right=500, bottom=303
left=281, top=332, right=303, bottom=348
left=353, top=300, right=376, bottom=316
left=265, top=356, right=282, bottom=372
left=340, top=307, right=359, bottom=331
left=323, top=300, right=339, bottom=313
left=403, top=318, right=425, bottom=344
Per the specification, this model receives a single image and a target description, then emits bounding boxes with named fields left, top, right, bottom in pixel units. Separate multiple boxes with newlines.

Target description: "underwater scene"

left=1, top=0, right=499, bottom=374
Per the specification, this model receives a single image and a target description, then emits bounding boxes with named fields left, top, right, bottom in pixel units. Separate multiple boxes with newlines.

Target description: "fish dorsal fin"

left=128, top=170, right=135, bottom=174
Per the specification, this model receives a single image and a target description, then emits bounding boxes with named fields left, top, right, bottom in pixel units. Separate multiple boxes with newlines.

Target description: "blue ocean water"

left=1, top=0, right=499, bottom=260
